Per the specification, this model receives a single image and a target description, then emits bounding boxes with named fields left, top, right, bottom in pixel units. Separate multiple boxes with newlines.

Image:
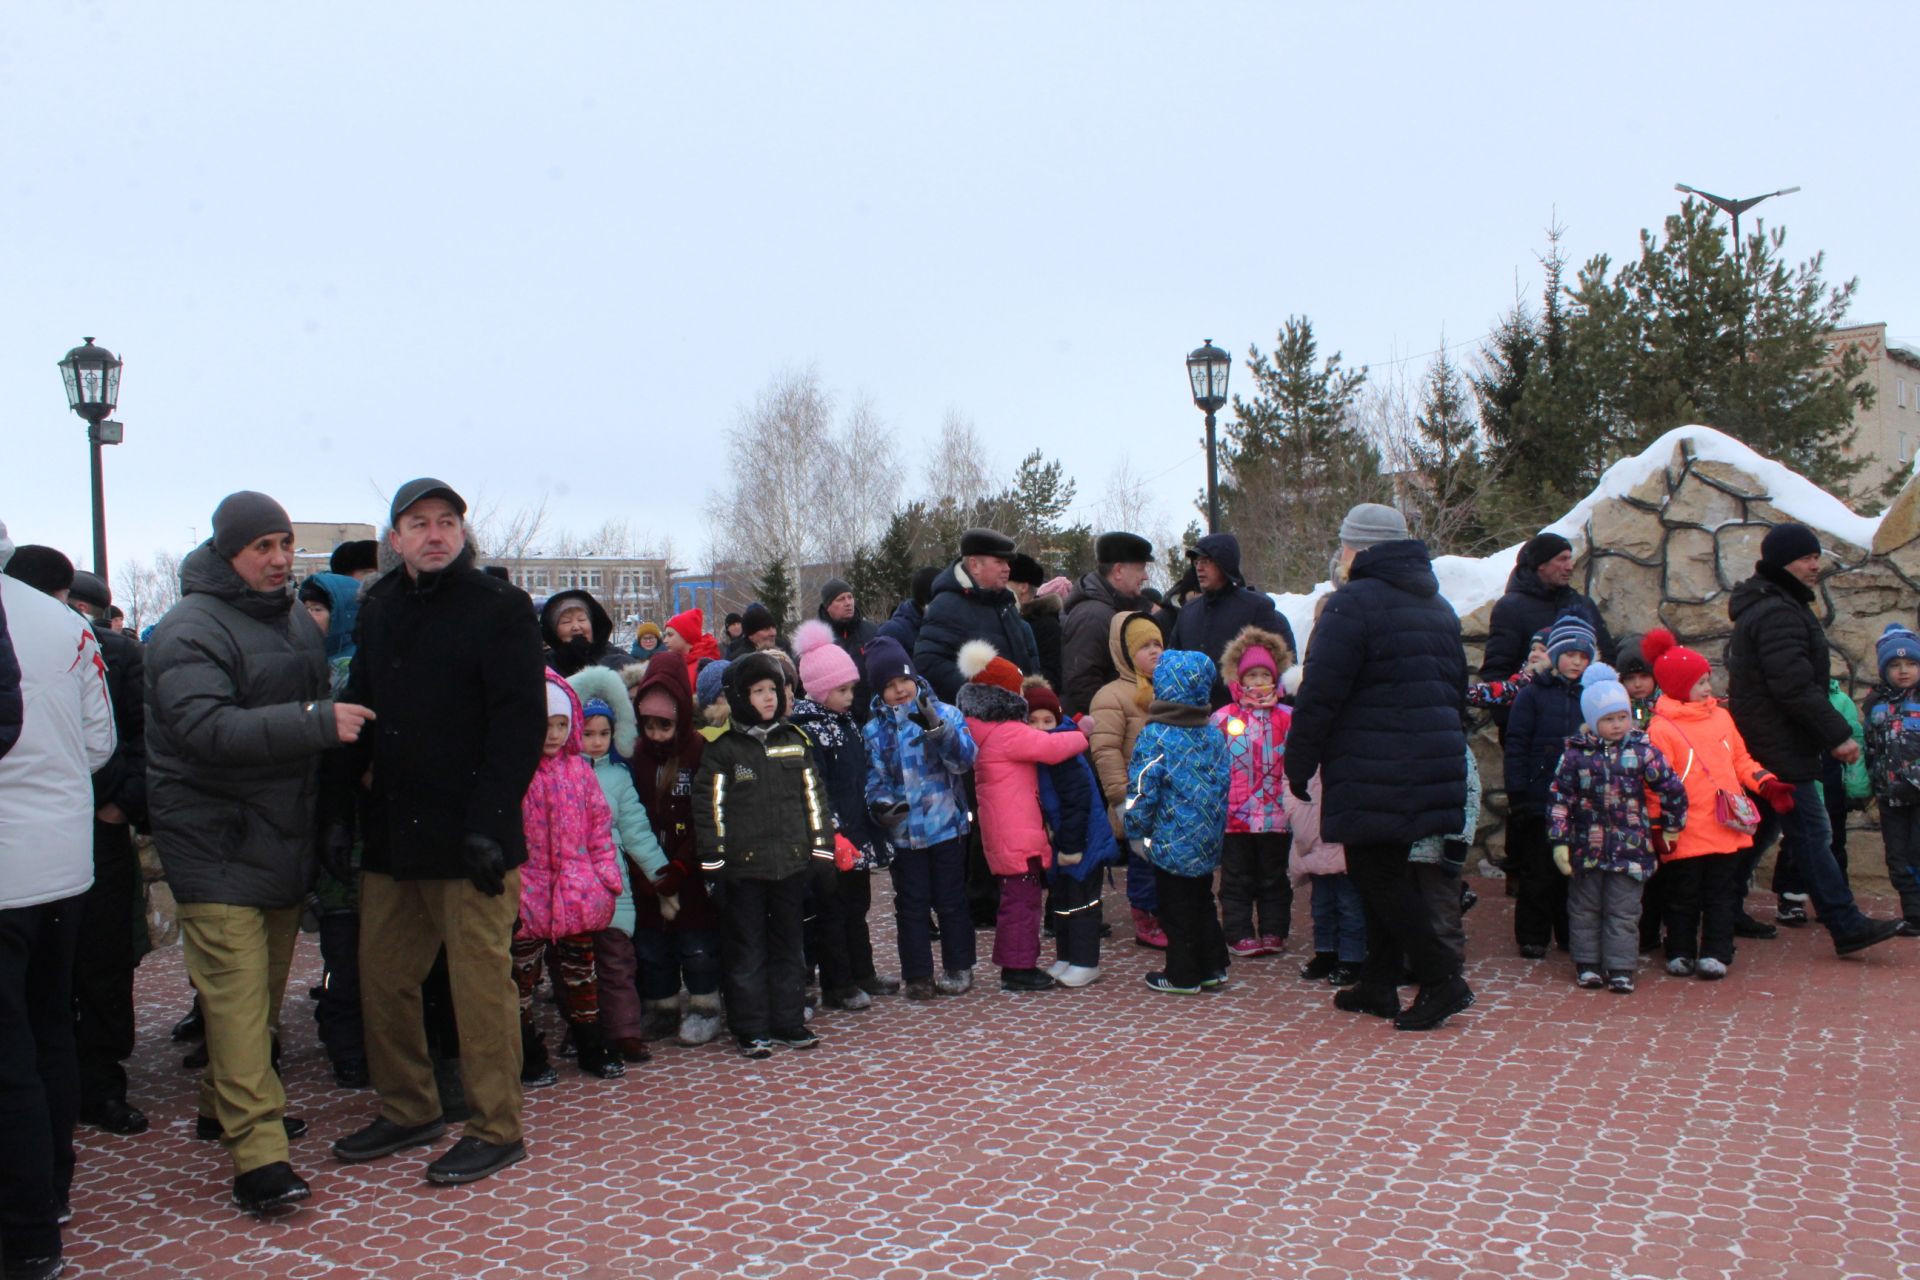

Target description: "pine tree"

left=1407, top=346, right=1489, bottom=553
left=1220, top=316, right=1382, bottom=590
left=753, top=558, right=795, bottom=635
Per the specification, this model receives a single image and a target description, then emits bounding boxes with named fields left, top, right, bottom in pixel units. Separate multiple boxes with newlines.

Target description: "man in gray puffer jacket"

left=146, top=491, right=375, bottom=1214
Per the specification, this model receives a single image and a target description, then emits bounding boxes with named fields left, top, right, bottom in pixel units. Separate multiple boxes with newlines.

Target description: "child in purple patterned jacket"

left=1547, top=664, right=1688, bottom=994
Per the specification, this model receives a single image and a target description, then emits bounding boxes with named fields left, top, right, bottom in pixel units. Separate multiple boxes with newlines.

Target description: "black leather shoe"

left=197, top=1115, right=308, bottom=1142
left=331, top=1057, right=371, bottom=1089
left=3, top=1254, right=65, bottom=1280
left=80, top=1098, right=149, bottom=1136
left=1394, top=976, right=1475, bottom=1031
left=232, top=1161, right=310, bottom=1214
left=1332, top=984, right=1401, bottom=1018
left=331, top=1115, right=447, bottom=1163
left=1835, top=918, right=1903, bottom=957
left=423, top=1136, right=526, bottom=1185
left=181, top=1041, right=208, bottom=1071
left=170, top=1002, right=204, bottom=1042
left=1733, top=913, right=1778, bottom=940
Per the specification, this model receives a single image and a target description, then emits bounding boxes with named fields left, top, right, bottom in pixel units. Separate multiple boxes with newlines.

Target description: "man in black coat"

left=913, top=529, right=1038, bottom=702
left=1168, top=532, right=1297, bottom=709
left=1480, top=532, right=1616, bottom=688
left=329, top=478, right=547, bottom=1187
left=818, top=576, right=879, bottom=720
left=66, top=569, right=152, bottom=1138
left=1725, top=522, right=1901, bottom=956
left=1285, top=503, right=1473, bottom=1031
left=146, top=492, right=370, bottom=1212
left=1009, top=553, right=1065, bottom=694
left=1059, top=532, right=1153, bottom=716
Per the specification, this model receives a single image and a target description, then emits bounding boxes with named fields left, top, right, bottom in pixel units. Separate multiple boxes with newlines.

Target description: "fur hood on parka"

left=1218, top=625, right=1293, bottom=694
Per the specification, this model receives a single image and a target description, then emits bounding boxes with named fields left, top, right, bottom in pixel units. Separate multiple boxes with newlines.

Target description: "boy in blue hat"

left=1862, top=623, right=1920, bottom=932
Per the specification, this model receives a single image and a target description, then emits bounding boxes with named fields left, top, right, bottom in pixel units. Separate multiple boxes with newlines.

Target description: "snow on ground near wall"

left=1272, top=424, right=1882, bottom=656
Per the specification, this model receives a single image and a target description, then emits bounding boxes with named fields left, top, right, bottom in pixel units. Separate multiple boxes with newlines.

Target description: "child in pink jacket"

left=515, top=671, right=626, bottom=1084
left=1210, top=627, right=1294, bottom=958
left=956, top=642, right=1087, bottom=993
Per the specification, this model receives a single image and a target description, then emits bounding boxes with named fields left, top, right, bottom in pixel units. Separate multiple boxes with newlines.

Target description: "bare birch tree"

left=114, top=549, right=184, bottom=631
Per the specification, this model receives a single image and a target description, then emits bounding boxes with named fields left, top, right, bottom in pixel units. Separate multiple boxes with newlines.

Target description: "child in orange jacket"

left=1641, top=629, right=1789, bottom=979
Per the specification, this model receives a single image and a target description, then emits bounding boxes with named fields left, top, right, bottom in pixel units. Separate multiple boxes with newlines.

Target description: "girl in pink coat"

left=956, top=642, right=1088, bottom=993
left=514, top=671, right=626, bottom=1083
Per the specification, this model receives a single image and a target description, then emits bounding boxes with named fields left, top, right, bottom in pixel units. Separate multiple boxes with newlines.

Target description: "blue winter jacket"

left=862, top=677, right=978, bottom=849
left=1504, top=667, right=1586, bottom=812
left=1125, top=650, right=1230, bottom=877
left=1037, top=722, right=1118, bottom=883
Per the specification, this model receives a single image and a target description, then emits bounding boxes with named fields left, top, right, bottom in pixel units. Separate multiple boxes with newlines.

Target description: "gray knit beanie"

left=211, top=491, right=293, bottom=559
left=1338, top=503, right=1409, bottom=550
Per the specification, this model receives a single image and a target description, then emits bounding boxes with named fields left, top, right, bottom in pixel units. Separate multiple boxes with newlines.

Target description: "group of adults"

left=3, top=475, right=1906, bottom=1273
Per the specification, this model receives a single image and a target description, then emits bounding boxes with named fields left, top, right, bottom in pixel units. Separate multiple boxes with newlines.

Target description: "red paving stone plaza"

left=61, top=879, right=1920, bottom=1279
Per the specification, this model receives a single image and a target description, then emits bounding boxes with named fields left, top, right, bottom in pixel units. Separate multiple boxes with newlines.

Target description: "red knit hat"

left=666, top=608, right=704, bottom=646
left=957, top=640, right=1024, bottom=694
left=1642, top=627, right=1712, bottom=702
left=1023, top=678, right=1063, bottom=720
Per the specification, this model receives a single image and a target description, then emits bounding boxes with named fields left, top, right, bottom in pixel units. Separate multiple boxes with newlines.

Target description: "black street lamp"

left=1187, top=339, right=1231, bottom=534
left=57, top=337, right=124, bottom=583
left=1674, top=183, right=1799, bottom=365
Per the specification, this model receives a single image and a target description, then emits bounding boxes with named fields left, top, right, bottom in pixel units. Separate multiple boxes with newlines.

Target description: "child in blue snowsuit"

left=1025, top=681, right=1117, bottom=987
left=1125, top=649, right=1231, bottom=995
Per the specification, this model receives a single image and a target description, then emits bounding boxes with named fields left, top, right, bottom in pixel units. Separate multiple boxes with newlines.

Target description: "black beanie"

left=3, top=545, right=76, bottom=596
left=211, top=491, right=293, bottom=559
left=819, top=577, right=852, bottom=608
left=329, top=540, right=379, bottom=575
left=1760, top=522, right=1822, bottom=571
left=1519, top=532, right=1573, bottom=570
left=1008, top=553, right=1045, bottom=587
left=740, top=602, right=776, bottom=635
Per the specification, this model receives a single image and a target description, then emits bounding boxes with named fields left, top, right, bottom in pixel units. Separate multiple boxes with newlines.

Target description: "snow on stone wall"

left=1273, top=424, right=1920, bottom=860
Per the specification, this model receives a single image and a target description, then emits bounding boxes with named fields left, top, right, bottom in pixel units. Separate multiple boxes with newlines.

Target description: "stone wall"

left=1462, top=433, right=1920, bottom=862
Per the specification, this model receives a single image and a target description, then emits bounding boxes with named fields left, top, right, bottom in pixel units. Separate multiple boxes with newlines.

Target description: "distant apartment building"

left=487, top=553, right=672, bottom=629
left=291, top=521, right=378, bottom=579
left=1826, top=322, right=1920, bottom=493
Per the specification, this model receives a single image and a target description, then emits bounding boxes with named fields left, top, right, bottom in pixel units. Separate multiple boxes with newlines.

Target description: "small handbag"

left=1668, top=720, right=1762, bottom=835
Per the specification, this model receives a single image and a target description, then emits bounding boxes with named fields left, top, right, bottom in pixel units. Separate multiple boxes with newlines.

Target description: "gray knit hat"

left=211, top=491, right=293, bottom=558
left=1338, top=503, right=1409, bottom=550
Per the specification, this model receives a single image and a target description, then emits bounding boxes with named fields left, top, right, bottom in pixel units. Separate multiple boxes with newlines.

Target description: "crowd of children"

left=498, top=596, right=1920, bottom=1067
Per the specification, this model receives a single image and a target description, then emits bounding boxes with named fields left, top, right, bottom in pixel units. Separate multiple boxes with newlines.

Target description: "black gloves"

left=870, top=801, right=910, bottom=830
left=462, top=833, right=508, bottom=897
left=319, top=823, right=356, bottom=886
left=911, top=693, right=946, bottom=736
left=1289, top=779, right=1312, bottom=803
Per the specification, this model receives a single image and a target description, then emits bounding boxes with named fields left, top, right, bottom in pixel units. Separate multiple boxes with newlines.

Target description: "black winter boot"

left=570, top=1021, right=626, bottom=1079
left=520, top=1024, right=557, bottom=1087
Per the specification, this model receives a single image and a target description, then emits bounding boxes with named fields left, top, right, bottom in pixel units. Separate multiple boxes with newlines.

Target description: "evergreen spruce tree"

left=1407, top=345, right=1490, bottom=554
left=753, top=557, right=796, bottom=635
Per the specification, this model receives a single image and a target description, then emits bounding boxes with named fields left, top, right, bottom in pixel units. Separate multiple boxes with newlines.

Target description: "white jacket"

left=0, top=576, right=115, bottom=909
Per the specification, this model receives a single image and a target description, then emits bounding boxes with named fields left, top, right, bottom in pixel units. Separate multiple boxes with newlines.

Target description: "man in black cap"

left=817, top=576, right=878, bottom=719
left=1727, top=522, right=1903, bottom=956
left=913, top=528, right=1037, bottom=702
left=329, top=540, right=381, bottom=584
left=329, top=478, right=547, bottom=1186
left=1007, top=553, right=1065, bottom=694
left=1060, top=531, right=1154, bottom=716
left=1480, top=531, right=1616, bottom=701
left=62, top=568, right=152, bottom=1139
left=146, top=491, right=370, bottom=1212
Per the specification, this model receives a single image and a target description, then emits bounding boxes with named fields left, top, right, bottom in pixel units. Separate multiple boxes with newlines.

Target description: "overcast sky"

left=4, top=2, right=1916, bottom=579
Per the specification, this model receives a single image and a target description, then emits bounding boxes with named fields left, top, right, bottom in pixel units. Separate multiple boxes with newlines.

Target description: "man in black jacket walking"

left=330, top=479, right=547, bottom=1186
left=1285, top=504, right=1473, bottom=1032
left=1726, top=523, right=1902, bottom=956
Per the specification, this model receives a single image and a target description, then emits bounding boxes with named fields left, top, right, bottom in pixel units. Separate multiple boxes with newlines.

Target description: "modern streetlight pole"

left=1674, top=183, right=1800, bottom=364
left=57, top=337, right=125, bottom=583
left=1186, top=339, right=1232, bottom=534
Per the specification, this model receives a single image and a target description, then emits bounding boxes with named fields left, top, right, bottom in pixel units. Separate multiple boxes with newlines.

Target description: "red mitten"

left=1758, top=778, right=1796, bottom=814
left=833, top=833, right=859, bottom=872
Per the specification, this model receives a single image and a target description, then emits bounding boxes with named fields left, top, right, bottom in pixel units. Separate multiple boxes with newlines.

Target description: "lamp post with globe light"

left=1187, top=339, right=1231, bottom=534
left=57, top=337, right=125, bottom=583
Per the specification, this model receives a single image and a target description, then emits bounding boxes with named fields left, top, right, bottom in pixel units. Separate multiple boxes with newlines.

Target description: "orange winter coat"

left=1646, top=696, right=1775, bottom=860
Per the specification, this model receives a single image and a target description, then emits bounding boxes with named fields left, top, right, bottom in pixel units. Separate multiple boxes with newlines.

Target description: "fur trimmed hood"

left=568, top=664, right=637, bottom=757
left=957, top=680, right=1030, bottom=722
left=1219, top=625, right=1293, bottom=688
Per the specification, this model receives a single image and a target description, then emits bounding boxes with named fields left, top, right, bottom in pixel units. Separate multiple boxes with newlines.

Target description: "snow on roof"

left=1271, top=424, right=1880, bottom=656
